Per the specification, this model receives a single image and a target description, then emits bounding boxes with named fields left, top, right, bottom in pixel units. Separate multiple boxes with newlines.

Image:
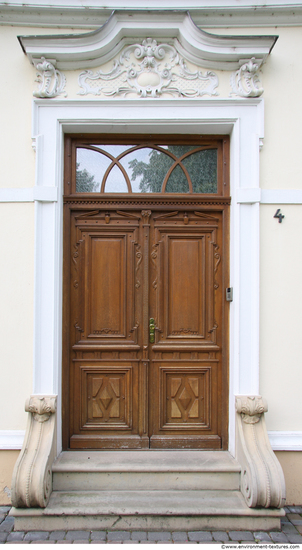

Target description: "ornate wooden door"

left=63, top=136, right=229, bottom=450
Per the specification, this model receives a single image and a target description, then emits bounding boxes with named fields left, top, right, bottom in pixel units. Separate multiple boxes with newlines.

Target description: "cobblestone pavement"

left=1, top=506, right=302, bottom=544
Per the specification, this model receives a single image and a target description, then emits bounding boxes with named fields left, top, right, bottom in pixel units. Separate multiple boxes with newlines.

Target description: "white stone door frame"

left=32, top=97, right=263, bottom=456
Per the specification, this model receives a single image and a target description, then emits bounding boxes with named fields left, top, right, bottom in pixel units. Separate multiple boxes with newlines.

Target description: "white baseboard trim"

left=268, top=431, right=302, bottom=451
left=0, top=431, right=25, bottom=450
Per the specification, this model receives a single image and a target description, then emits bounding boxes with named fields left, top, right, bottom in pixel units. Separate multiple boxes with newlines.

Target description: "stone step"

left=52, top=450, right=241, bottom=492
left=12, top=489, right=285, bottom=531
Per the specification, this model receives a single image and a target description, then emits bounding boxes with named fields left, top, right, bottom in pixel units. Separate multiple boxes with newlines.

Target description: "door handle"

left=149, top=318, right=155, bottom=344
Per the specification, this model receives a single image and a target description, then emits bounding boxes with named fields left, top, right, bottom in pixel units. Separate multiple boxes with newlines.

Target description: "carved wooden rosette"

left=11, top=396, right=57, bottom=508
left=235, top=395, right=286, bottom=509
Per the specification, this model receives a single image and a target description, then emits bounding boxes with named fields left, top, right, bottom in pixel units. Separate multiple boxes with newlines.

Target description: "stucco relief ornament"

left=33, top=57, right=67, bottom=98
left=230, top=58, right=264, bottom=98
left=78, top=38, right=219, bottom=98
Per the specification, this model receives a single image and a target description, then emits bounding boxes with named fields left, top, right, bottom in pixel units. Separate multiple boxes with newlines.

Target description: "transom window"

left=65, top=136, right=227, bottom=196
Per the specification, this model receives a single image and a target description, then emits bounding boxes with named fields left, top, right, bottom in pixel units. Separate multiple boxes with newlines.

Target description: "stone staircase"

left=12, top=450, right=284, bottom=531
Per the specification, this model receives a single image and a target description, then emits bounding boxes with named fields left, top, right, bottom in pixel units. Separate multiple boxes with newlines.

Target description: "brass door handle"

left=149, top=318, right=155, bottom=343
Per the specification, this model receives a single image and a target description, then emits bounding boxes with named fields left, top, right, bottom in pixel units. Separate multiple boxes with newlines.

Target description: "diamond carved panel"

left=82, top=367, right=132, bottom=429
left=161, top=367, right=211, bottom=429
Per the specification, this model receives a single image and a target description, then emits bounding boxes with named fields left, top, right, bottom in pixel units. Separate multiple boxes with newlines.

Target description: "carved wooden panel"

left=153, top=218, right=221, bottom=349
left=83, top=367, right=132, bottom=429
left=164, top=369, right=210, bottom=428
left=71, top=213, right=140, bottom=345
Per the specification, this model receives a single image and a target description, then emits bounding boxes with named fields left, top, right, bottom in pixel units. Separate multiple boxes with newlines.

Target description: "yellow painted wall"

left=0, top=203, right=34, bottom=430
left=0, top=451, right=19, bottom=505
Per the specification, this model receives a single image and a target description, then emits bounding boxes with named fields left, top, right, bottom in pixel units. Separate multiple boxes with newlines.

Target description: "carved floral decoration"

left=78, top=39, right=219, bottom=98
left=230, top=58, right=264, bottom=98
left=33, top=57, right=67, bottom=98
left=236, top=395, right=268, bottom=424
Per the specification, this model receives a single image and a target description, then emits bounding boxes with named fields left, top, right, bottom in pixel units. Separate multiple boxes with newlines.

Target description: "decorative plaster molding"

left=0, top=187, right=58, bottom=202
left=11, top=396, right=57, bottom=508
left=0, top=431, right=25, bottom=450
left=236, top=396, right=286, bottom=509
left=268, top=431, right=302, bottom=451
left=0, top=2, right=301, bottom=29
left=18, top=11, right=278, bottom=71
left=33, top=57, right=66, bottom=98
left=78, top=39, right=218, bottom=98
left=230, top=58, right=264, bottom=98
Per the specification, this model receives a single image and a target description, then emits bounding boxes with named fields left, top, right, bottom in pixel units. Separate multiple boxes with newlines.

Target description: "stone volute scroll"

left=11, top=395, right=57, bottom=508
left=235, top=396, right=286, bottom=509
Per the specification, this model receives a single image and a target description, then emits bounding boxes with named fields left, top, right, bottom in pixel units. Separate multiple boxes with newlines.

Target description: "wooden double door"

left=64, top=204, right=229, bottom=450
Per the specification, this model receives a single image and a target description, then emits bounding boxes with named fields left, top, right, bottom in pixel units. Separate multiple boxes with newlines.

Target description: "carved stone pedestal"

left=11, top=395, right=57, bottom=508
left=236, top=395, right=286, bottom=508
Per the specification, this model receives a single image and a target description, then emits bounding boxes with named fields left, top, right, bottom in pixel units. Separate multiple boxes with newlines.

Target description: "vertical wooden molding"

left=11, top=396, right=57, bottom=508
left=235, top=395, right=286, bottom=508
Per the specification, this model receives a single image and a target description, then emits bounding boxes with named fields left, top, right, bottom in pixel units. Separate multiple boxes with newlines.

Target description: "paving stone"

left=91, top=542, right=106, bottom=544
left=107, top=541, right=123, bottom=544
left=287, top=513, right=302, bottom=520
left=56, top=541, right=73, bottom=544
left=131, top=532, right=147, bottom=541
left=6, top=532, right=25, bottom=542
left=212, top=531, right=229, bottom=542
left=73, top=541, right=91, bottom=544
left=5, top=542, right=28, bottom=544
left=253, top=531, right=271, bottom=542
left=188, top=531, right=213, bottom=542
left=0, top=508, right=11, bottom=514
left=108, top=531, right=132, bottom=541
left=24, top=531, right=50, bottom=541
left=281, top=523, right=299, bottom=533
left=228, top=531, right=254, bottom=541
left=148, top=532, right=171, bottom=541
left=49, top=531, right=66, bottom=540
left=0, top=517, right=14, bottom=532
left=65, top=531, right=90, bottom=541
left=288, top=506, right=301, bottom=513
left=270, top=531, right=289, bottom=543
left=123, top=541, right=138, bottom=544
left=171, top=532, right=188, bottom=541
left=0, top=516, right=5, bottom=525
left=0, top=533, right=8, bottom=543
left=30, top=541, right=55, bottom=544
left=286, top=533, right=302, bottom=543
left=90, top=531, right=106, bottom=541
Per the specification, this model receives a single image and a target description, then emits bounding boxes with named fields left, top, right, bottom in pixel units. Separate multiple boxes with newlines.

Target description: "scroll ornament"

left=33, top=57, right=67, bottom=98
left=11, top=395, right=57, bottom=508
left=230, top=58, right=264, bottom=98
left=235, top=395, right=286, bottom=508
left=78, top=38, right=219, bottom=99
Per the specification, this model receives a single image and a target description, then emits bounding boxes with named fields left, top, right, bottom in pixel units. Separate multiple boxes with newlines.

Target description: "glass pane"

left=76, top=148, right=110, bottom=192
left=91, top=145, right=130, bottom=156
left=119, top=147, right=174, bottom=193
left=104, top=164, right=129, bottom=193
left=183, top=149, right=217, bottom=193
left=165, top=165, right=190, bottom=193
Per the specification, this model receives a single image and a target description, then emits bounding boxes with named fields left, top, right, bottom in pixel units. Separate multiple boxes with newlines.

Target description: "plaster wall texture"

left=0, top=203, right=34, bottom=429
left=259, top=205, right=302, bottom=430
left=0, top=451, right=19, bottom=505
left=0, top=24, right=301, bottom=435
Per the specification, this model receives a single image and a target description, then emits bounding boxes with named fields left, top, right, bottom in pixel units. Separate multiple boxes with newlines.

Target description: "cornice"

left=1, top=2, right=302, bottom=28
left=18, top=11, right=278, bottom=71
